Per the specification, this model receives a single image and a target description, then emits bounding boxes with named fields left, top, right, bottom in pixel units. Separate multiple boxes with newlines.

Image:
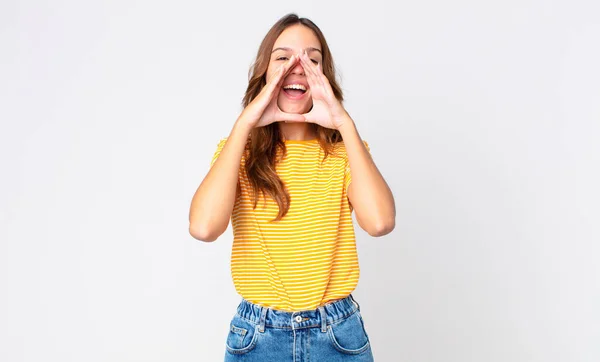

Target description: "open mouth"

left=282, top=84, right=307, bottom=100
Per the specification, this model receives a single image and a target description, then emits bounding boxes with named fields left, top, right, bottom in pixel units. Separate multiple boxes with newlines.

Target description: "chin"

left=278, top=95, right=311, bottom=115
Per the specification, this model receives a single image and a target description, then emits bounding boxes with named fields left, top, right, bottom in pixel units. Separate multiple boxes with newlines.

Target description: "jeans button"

left=295, top=315, right=302, bottom=322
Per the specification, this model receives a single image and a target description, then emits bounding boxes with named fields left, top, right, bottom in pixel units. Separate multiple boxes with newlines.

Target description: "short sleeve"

left=210, top=138, right=228, bottom=167
left=344, top=140, right=370, bottom=194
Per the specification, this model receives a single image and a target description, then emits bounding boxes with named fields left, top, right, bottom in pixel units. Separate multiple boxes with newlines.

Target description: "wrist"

left=335, top=112, right=355, bottom=133
left=234, top=115, right=255, bottom=133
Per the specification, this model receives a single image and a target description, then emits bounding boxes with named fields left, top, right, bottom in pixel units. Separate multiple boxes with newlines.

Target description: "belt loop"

left=318, top=305, right=327, bottom=333
left=349, top=293, right=361, bottom=311
left=258, top=305, right=268, bottom=333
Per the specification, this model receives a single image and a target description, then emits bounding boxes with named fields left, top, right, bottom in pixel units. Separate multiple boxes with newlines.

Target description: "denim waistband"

left=235, top=294, right=361, bottom=333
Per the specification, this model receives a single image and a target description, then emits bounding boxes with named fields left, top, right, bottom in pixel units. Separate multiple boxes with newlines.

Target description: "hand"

left=239, top=55, right=306, bottom=128
left=297, top=50, right=348, bottom=130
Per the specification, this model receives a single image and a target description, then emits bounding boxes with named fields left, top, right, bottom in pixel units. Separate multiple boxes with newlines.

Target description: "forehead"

left=272, top=24, right=321, bottom=52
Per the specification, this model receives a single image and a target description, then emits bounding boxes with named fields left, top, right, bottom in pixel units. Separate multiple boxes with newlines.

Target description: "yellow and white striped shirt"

left=210, top=137, right=370, bottom=311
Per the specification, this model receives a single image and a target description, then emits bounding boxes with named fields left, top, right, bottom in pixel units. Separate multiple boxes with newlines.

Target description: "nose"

left=290, top=60, right=304, bottom=75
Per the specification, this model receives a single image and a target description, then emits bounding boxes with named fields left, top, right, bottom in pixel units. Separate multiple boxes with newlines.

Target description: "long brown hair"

left=242, top=13, right=345, bottom=222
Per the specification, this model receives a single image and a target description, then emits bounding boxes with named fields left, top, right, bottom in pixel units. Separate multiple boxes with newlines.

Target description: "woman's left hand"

left=297, top=50, right=349, bottom=130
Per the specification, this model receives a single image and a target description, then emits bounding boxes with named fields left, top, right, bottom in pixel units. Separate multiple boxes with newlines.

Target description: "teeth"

left=283, top=84, right=306, bottom=91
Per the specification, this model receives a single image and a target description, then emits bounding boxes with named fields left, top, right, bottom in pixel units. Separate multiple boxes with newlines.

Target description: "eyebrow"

left=271, top=47, right=322, bottom=54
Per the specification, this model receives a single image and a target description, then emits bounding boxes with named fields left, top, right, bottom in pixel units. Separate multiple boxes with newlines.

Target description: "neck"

left=279, top=122, right=316, bottom=141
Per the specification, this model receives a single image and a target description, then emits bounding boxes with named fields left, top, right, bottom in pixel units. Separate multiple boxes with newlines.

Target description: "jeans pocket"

left=225, top=314, right=259, bottom=354
left=327, top=310, right=371, bottom=355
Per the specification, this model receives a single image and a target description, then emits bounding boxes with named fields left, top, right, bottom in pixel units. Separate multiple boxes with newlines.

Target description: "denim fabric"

left=224, top=294, right=374, bottom=361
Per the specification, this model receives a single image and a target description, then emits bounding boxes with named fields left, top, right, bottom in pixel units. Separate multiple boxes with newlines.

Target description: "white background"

left=1, top=1, right=599, bottom=361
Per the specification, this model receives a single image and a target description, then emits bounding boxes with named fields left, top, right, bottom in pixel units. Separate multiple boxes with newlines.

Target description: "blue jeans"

left=224, top=294, right=374, bottom=361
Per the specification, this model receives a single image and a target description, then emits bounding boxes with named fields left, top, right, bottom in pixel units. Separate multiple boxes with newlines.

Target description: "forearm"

left=338, top=116, right=396, bottom=236
left=188, top=118, right=252, bottom=242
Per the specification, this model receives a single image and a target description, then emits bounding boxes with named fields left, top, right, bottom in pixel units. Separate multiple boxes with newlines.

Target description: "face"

left=266, top=24, right=323, bottom=114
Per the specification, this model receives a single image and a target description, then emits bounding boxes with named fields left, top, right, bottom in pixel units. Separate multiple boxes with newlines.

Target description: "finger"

left=311, top=59, right=333, bottom=92
left=312, top=58, right=327, bottom=83
left=263, top=55, right=297, bottom=97
left=309, top=53, right=329, bottom=90
left=303, top=51, right=327, bottom=88
left=276, top=55, right=299, bottom=84
left=299, top=51, right=317, bottom=80
left=301, top=51, right=333, bottom=96
left=285, top=54, right=301, bottom=76
left=299, top=52, right=319, bottom=90
left=300, top=112, right=315, bottom=124
left=303, top=50, right=322, bottom=81
left=303, top=54, right=325, bottom=93
left=267, top=59, right=289, bottom=88
left=263, top=60, right=297, bottom=101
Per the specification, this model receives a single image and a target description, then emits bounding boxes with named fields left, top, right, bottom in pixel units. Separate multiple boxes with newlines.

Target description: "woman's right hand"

left=239, top=55, right=306, bottom=128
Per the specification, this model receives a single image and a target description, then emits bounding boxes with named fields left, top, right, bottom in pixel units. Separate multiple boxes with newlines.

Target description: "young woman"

left=189, top=13, right=395, bottom=361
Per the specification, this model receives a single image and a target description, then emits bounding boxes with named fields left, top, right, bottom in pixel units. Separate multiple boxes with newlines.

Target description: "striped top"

left=210, top=137, right=370, bottom=311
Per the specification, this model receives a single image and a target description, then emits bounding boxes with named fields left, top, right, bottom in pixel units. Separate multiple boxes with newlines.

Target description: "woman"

left=189, top=13, right=395, bottom=361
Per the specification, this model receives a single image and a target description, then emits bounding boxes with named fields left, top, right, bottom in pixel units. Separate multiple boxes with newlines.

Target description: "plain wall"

left=1, top=1, right=598, bottom=361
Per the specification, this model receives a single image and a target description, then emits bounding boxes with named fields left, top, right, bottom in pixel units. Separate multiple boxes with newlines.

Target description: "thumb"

left=301, top=112, right=313, bottom=123
left=278, top=111, right=306, bottom=123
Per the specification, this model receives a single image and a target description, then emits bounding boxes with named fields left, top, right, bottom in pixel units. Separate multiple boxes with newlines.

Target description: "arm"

left=188, top=119, right=252, bottom=242
left=292, top=50, right=396, bottom=236
left=339, top=116, right=396, bottom=237
left=189, top=55, right=305, bottom=242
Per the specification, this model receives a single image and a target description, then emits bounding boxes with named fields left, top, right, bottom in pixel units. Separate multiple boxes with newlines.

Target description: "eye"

left=276, top=56, right=289, bottom=61
left=311, top=59, right=319, bottom=65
